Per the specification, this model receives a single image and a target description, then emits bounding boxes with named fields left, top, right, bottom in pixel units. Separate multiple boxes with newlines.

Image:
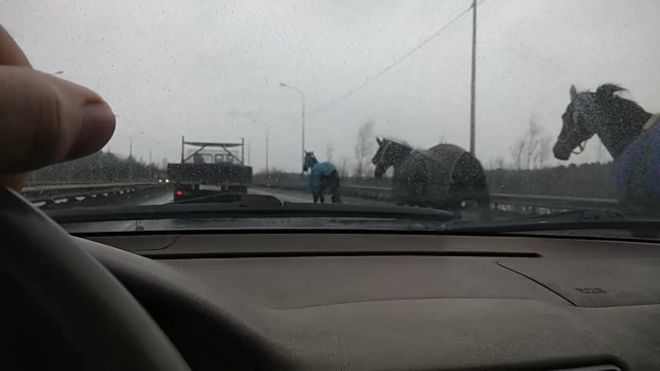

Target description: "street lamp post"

left=253, top=120, right=269, bottom=181
left=279, top=82, right=306, bottom=175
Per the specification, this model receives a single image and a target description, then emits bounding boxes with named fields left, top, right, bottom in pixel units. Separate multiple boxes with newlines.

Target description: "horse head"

left=303, top=151, right=317, bottom=172
left=553, top=84, right=646, bottom=160
left=372, top=137, right=412, bottom=179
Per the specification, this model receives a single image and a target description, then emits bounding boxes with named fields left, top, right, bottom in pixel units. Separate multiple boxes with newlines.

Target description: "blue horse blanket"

left=613, top=115, right=660, bottom=201
left=307, top=162, right=337, bottom=193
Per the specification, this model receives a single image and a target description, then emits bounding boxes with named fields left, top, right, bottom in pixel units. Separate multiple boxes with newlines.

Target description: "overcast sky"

left=3, top=0, right=660, bottom=172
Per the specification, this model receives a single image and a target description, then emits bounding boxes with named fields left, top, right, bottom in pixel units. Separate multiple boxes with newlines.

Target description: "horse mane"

left=380, top=136, right=413, bottom=149
left=594, top=84, right=629, bottom=102
left=596, top=84, right=649, bottom=119
left=578, top=83, right=641, bottom=106
left=572, top=83, right=645, bottom=120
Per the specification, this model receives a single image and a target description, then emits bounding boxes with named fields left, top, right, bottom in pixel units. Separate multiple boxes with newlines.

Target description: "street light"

left=279, top=82, right=306, bottom=174
left=252, top=120, right=270, bottom=181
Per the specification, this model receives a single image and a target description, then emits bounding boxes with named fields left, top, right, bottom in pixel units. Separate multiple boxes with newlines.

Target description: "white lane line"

left=113, top=192, right=174, bottom=231
left=141, top=192, right=174, bottom=206
left=249, top=188, right=312, bottom=203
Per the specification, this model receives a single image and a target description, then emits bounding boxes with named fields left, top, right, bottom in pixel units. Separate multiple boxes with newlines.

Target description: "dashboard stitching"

left=496, top=261, right=578, bottom=306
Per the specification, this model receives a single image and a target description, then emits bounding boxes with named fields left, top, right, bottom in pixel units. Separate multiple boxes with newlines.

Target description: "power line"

left=310, top=5, right=473, bottom=115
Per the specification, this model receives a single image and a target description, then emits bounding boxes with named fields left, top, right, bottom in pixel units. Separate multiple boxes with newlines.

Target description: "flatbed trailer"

left=167, top=137, right=252, bottom=202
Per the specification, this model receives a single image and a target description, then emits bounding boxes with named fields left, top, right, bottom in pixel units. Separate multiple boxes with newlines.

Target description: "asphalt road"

left=105, top=186, right=397, bottom=207
left=59, top=186, right=493, bottom=233
left=53, top=186, right=644, bottom=241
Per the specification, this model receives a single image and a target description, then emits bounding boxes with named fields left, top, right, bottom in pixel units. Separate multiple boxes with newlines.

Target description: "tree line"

left=27, top=117, right=619, bottom=200
left=254, top=161, right=618, bottom=200
left=255, top=117, right=619, bottom=199
left=27, top=151, right=164, bottom=184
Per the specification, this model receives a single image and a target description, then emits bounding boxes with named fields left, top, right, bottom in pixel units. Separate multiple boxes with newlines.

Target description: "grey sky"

left=3, top=0, right=660, bottom=172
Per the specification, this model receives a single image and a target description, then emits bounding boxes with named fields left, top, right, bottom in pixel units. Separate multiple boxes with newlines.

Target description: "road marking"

left=249, top=188, right=313, bottom=203
left=141, top=192, right=174, bottom=206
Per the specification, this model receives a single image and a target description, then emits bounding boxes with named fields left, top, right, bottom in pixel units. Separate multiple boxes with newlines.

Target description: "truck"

left=167, top=137, right=253, bottom=202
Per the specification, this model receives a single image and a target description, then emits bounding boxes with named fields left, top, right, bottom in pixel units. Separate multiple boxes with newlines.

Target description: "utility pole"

left=248, top=141, right=251, bottom=166
left=301, top=98, right=305, bottom=174
left=469, top=0, right=477, bottom=156
left=265, top=127, right=269, bottom=179
left=252, top=120, right=270, bottom=180
left=129, top=137, right=133, bottom=181
left=241, top=137, right=245, bottom=165
left=279, top=83, right=306, bottom=175
left=181, top=136, right=185, bottom=163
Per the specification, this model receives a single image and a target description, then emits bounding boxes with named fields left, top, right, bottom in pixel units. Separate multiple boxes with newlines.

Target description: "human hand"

left=0, top=25, right=115, bottom=190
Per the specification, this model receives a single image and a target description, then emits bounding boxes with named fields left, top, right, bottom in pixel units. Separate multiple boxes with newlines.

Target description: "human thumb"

left=0, top=66, right=116, bottom=175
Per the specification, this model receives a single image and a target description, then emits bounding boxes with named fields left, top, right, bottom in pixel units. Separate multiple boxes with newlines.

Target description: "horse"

left=371, top=137, right=491, bottom=219
left=553, top=84, right=660, bottom=215
left=303, top=151, right=341, bottom=204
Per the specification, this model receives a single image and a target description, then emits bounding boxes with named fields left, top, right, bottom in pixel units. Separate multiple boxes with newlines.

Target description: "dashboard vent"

left=552, top=366, right=621, bottom=371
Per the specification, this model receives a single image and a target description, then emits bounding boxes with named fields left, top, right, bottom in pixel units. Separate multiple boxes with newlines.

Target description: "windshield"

left=4, top=0, right=660, bottom=237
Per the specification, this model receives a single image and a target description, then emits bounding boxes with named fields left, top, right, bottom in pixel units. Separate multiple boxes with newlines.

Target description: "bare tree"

left=326, top=142, right=334, bottom=163
left=490, top=156, right=505, bottom=170
left=535, top=135, right=552, bottom=168
left=524, top=117, right=541, bottom=170
left=511, top=116, right=553, bottom=170
left=510, top=139, right=526, bottom=170
left=354, top=120, right=375, bottom=177
left=338, top=157, right=350, bottom=178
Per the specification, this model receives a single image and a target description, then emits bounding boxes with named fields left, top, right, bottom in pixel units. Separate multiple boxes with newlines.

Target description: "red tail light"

left=237, top=191, right=243, bottom=196
left=175, top=190, right=183, bottom=197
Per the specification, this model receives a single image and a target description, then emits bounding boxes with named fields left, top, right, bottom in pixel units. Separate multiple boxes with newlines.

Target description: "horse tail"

left=330, top=170, right=341, bottom=203
left=451, top=153, right=491, bottom=220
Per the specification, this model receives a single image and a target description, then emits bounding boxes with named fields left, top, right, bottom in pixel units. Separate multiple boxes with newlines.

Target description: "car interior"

left=3, top=189, right=658, bottom=371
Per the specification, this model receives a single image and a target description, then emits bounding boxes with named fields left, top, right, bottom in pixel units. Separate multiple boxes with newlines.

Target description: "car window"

left=5, top=0, right=660, bottom=237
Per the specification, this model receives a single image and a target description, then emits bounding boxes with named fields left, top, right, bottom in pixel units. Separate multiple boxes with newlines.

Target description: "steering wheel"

left=0, top=189, right=190, bottom=370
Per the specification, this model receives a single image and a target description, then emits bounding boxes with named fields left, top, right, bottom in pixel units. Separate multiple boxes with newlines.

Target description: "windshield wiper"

left=440, top=209, right=660, bottom=235
left=46, top=199, right=456, bottom=224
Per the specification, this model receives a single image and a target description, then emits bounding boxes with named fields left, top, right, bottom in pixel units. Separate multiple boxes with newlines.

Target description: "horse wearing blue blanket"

left=303, top=151, right=341, bottom=204
left=553, top=84, right=660, bottom=215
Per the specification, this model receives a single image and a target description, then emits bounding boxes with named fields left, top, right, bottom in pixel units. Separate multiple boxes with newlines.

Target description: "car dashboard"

left=78, top=232, right=660, bottom=370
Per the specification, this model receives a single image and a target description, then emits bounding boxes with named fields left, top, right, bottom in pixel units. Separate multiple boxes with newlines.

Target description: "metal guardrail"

left=489, top=193, right=619, bottom=211
left=22, top=182, right=165, bottom=204
left=23, top=181, right=620, bottom=212
left=260, top=183, right=620, bottom=212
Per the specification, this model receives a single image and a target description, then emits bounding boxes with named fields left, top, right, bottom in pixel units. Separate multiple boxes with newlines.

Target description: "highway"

left=131, top=186, right=396, bottom=207
left=60, top=186, right=384, bottom=233
left=59, top=186, right=488, bottom=234
left=45, top=185, right=639, bottom=240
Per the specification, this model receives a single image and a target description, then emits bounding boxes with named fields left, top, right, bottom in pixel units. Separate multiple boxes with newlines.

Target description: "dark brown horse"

left=372, top=138, right=490, bottom=219
left=554, top=84, right=660, bottom=215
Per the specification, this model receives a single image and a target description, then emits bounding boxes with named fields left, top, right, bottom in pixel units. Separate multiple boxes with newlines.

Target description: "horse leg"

left=452, top=153, right=491, bottom=221
left=331, top=189, right=341, bottom=204
left=313, top=192, right=319, bottom=203
left=331, top=174, right=341, bottom=204
left=472, top=170, right=492, bottom=221
left=475, top=188, right=492, bottom=222
left=318, top=187, right=325, bottom=204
